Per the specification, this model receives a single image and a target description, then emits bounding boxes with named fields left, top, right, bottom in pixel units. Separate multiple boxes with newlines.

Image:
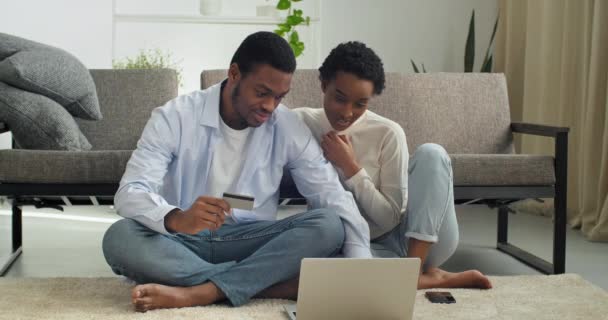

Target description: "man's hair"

left=319, top=41, right=385, bottom=95
left=230, top=31, right=296, bottom=76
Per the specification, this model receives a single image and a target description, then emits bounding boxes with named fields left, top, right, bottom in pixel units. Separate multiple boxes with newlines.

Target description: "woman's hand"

left=321, top=131, right=361, bottom=179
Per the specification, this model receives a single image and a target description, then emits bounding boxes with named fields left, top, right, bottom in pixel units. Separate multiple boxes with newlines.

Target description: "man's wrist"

left=164, top=208, right=183, bottom=233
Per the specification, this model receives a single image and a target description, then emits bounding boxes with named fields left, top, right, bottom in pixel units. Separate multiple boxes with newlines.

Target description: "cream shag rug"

left=1, top=274, right=607, bottom=319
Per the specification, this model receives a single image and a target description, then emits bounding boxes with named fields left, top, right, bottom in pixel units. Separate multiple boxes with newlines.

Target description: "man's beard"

left=230, top=82, right=250, bottom=127
left=231, top=82, right=241, bottom=105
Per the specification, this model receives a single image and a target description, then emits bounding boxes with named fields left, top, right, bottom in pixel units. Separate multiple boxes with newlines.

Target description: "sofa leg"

left=497, top=206, right=509, bottom=244
left=496, top=194, right=566, bottom=274
left=553, top=197, right=566, bottom=274
left=496, top=203, right=555, bottom=274
left=1, top=204, right=22, bottom=276
left=553, top=132, right=568, bottom=274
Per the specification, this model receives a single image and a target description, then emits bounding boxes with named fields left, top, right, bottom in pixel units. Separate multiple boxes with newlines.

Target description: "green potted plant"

left=273, top=0, right=311, bottom=57
left=112, top=48, right=183, bottom=87
left=411, top=10, right=499, bottom=73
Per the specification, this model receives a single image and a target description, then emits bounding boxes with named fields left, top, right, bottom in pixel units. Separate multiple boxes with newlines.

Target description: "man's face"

left=322, top=71, right=374, bottom=131
left=229, top=64, right=292, bottom=128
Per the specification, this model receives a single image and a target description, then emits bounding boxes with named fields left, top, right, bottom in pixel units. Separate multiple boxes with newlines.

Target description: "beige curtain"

left=495, top=0, right=608, bottom=241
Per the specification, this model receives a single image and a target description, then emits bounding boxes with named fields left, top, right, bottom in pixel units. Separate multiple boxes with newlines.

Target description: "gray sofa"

left=0, top=69, right=568, bottom=276
left=0, top=69, right=178, bottom=275
left=202, top=69, right=569, bottom=274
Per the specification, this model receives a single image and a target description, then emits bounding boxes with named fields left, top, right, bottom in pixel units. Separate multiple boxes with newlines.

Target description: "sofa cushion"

left=451, top=154, right=555, bottom=186
left=0, top=149, right=555, bottom=192
left=277, top=154, right=556, bottom=199
left=0, top=150, right=132, bottom=183
left=0, top=33, right=102, bottom=120
left=0, top=81, right=91, bottom=151
left=78, top=69, right=178, bottom=150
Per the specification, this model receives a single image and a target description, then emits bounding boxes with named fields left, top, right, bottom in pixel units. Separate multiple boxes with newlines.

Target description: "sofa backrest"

left=201, top=70, right=514, bottom=154
left=76, top=69, right=178, bottom=150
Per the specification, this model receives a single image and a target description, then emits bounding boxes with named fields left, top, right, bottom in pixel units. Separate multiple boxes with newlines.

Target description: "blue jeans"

left=372, top=143, right=459, bottom=271
left=102, top=209, right=345, bottom=306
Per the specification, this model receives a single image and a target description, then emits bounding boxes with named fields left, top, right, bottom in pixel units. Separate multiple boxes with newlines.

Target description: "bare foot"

left=131, top=282, right=224, bottom=312
left=418, top=267, right=492, bottom=289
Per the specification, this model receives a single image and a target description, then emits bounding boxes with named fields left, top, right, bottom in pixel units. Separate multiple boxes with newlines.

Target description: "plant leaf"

left=277, top=0, right=290, bottom=10
left=278, top=23, right=291, bottom=32
left=290, top=31, right=300, bottom=43
left=410, top=59, right=420, bottom=73
left=287, top=15, right=304, bottom=25
left=422, top=63, right=427, bottom=73
left=289, top=40, right=304, bottom=57
left=481, top=55, right=493, bottom=72
left=464, top=10, right=475, bottom=72
left=488, top=11, right=499, bottom=48
left=296, top=42, right=305, bottom=56
left=481, top=11, right=500, bottom=71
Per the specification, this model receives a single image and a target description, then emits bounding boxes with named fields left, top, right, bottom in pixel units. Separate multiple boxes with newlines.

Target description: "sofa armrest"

left=0, top=122, right=9, bottom=134
left=511, top=122, right=569, bottom=137
left=511, top=121, right=568, bottom=271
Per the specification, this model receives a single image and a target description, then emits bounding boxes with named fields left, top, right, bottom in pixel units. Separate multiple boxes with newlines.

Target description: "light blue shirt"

left=115, top=81, right=372, bottom=258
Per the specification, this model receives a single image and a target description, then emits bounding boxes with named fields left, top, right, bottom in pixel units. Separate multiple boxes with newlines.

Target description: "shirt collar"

left=200, top=79, right=225, bottom=128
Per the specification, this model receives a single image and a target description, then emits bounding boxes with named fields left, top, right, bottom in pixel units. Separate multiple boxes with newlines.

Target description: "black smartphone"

left=425, top=291, right=456, bottom=304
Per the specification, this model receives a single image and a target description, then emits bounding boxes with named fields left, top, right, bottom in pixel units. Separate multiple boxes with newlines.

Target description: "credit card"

left=222, top=192, right=255, bottom=211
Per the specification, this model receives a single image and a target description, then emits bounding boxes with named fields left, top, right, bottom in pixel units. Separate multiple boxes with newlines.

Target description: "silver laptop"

left=284, top=258, right=420, bottom=320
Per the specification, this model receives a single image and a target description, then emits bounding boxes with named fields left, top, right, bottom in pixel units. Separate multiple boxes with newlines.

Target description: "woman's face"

left=322, top=71, right=374, bottom=131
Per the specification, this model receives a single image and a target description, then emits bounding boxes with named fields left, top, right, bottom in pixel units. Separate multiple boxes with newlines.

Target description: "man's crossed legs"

left=102, top=209, right=344, bottom=311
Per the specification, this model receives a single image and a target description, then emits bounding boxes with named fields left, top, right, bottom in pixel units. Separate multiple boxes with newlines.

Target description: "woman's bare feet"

left=131, top=282, right=225, bottom=312
left=418, top=267, right=492, bottom=290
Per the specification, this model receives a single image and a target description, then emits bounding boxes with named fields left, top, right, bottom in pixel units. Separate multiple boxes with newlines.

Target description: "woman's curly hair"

left=319, top=41, right=385, bottom=95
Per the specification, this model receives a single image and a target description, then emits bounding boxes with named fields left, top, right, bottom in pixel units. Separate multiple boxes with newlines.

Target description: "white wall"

left=114, top=0, right=497, bottom=93
left=0, top=0, right=113, bottom=68
left=113, top=0, right=321, bottom=94
left=0, top=0, right=113, bottom=149
left=321, top=0, right=499, bottom=73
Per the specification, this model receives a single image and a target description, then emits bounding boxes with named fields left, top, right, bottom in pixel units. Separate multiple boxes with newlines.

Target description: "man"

left=102, top=31, right=371, bottom=312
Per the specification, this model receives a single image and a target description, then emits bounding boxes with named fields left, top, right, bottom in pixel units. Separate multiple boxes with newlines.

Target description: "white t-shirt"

left=295, top=107, right=409, bottom=239
left=206, top=116, right=252, bottom=199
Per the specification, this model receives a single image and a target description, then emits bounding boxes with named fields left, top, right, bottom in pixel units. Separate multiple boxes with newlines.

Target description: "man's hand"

left=164, top=196, right=231, bottom=234
left=321, top=132, right=361, bottom=179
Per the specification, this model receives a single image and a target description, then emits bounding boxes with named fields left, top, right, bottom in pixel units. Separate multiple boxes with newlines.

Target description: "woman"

left=295, top=41, right=492, bottom=289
